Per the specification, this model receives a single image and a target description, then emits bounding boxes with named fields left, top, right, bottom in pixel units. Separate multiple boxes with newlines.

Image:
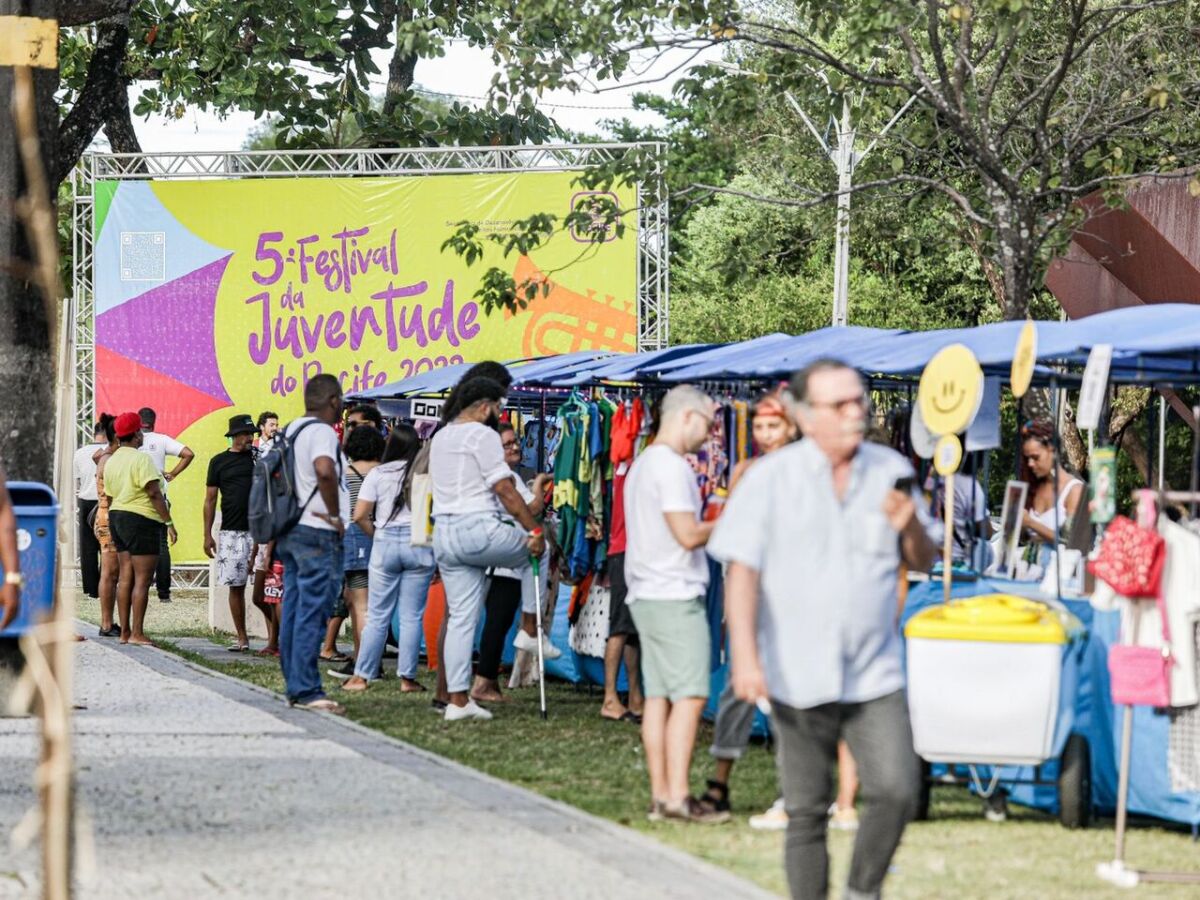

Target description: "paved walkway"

left=1, top=633, right=773, bottom=899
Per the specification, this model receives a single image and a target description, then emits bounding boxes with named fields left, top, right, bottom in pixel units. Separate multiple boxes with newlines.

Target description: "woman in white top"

left=471, top=424, right=556, bottom=703
left=429, top=377, right=545, bottom=721
left=1020, top=419, right=1084, bottom=553
left=342, top=424, right=435, bottom=694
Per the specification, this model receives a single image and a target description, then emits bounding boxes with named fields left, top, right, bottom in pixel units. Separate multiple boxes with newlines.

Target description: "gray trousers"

left=710, top=680, right=758, bottom=760
left=773, top=690, right=919, bottom=900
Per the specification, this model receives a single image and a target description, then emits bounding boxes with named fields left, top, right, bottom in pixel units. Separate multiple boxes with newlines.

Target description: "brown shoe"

left=663, top=796, right=731, bottom=825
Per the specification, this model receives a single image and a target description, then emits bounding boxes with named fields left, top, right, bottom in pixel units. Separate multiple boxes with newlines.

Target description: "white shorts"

left=217, top=531, right=254, bottom=587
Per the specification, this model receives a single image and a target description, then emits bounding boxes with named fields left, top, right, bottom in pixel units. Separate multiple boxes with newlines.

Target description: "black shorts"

left=607, top=552, right=638, bottom=644
left=108, top=510, right=165, bottom=557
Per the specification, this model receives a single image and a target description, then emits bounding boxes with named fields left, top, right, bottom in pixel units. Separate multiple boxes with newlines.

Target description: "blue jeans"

left=356, top=525, right=435, bottom=681
left=433, top=513, right=531, bottom=693
left=277, top=525, right=342, bottom=704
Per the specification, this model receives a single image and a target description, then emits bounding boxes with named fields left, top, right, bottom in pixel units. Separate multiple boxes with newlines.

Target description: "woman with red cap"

left=103, top=412, right=177, bottom=644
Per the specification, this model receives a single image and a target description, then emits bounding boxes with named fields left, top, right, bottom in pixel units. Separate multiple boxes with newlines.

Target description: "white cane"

left=531, top=555, right=548, bottom=720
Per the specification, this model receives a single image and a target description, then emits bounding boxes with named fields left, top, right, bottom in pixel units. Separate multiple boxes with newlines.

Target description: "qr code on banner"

left=120, top=232, right=166, bottom=281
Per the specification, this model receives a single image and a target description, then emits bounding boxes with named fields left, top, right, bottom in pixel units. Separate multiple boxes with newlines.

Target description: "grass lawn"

left=76, top=593, right=1199, bottom=898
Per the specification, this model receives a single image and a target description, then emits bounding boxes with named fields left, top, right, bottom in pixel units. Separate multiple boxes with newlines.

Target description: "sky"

left=101, top=39, right=721, bottom=154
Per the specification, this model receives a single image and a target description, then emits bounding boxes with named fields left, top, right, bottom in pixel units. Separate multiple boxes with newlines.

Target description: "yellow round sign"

left=917, top=343, right=984, bottom=437
left=1010, top=319, right=1037, bottom=399
left=934, top=433, right=963, bottom=476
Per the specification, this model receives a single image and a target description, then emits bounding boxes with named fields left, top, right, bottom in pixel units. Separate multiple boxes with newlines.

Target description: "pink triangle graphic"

left=96, top=254, right=233, bottom=404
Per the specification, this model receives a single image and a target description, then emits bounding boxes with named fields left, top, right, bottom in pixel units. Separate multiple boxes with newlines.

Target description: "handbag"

left=1108, top=589, right=1174, bottom=707
left=409, top=473, right=434, bottom=547
left=1087, top=515, right=1166, bottom=598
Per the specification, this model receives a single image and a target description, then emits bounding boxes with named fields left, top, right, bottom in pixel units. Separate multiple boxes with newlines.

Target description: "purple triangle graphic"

left=96, top=254, right=233, bottom=404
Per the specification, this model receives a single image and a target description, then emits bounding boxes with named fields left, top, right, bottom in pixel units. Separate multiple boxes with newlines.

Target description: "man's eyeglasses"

left=806, top=394, right=868, bottom=415
left=502, top=440, right=521, bottom=450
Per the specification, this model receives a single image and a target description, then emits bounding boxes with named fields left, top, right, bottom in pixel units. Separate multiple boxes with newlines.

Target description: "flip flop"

left=297, top=697, right=345, bottom=715
left=601, top=710, right=642, bottom=725
left=227, top=644, right=250, bottom=653
left=257, top=648, right=280, bottom=657
left=320, top=652, right=352, bottom=663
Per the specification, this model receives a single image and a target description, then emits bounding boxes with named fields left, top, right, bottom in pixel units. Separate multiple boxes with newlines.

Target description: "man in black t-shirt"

left=204, top=415, right=258, bottom=651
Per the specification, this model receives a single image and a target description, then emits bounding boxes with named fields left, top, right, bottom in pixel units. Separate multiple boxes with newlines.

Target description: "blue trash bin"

left=1, top=482, right=59, bottom=638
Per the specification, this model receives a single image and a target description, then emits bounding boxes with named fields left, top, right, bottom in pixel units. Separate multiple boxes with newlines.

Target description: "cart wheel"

left=1058, top=733, right=1092, bottom=829
left=914, top=757, right=932, bottom=821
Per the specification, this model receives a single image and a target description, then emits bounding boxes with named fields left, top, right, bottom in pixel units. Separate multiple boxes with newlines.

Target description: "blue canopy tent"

left=348, top=304, right=1200, bottom=397
left=554, top=341, right=720, bottom=385
left=647, top=304, right=1200, bottom=387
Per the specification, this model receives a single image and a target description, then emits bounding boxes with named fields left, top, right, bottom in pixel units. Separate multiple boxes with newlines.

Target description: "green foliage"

left=669, top=172, right=996, bottom=342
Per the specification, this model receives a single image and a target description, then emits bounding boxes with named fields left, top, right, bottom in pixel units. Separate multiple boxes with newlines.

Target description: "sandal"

left=297, top=697, right=345, bottom=715
left=320, top=651, right=352, bottom=663
left=227, top=644, right=250, bottom=653
left=257, top=647, right=280, bottom=657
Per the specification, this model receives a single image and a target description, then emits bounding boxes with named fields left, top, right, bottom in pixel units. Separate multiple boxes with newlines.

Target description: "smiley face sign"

left=934, top=433, right=964, bottom=476
left=917, top=343, right=984, bottom=437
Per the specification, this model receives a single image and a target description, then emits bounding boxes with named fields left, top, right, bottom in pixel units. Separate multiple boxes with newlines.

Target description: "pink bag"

left=1108, top=587, right=1173, bottom=707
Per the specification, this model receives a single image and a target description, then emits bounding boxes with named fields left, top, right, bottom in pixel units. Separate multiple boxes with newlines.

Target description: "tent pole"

left=538, top=389, right=547, bottom=473
left=1050, top=376, right=1062, bottom=603
left=1158, top=395, right=1166, bottom=492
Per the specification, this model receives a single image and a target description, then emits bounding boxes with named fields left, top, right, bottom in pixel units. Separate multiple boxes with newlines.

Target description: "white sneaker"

left=444, top=699, right=493, bottom=722
left=513, top=629, right=563, bottom=660
left=749, top=797, right=788, bottom=831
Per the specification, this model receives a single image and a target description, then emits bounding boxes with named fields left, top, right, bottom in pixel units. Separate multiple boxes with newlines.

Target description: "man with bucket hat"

left=204, top=414, right=260, bottom=651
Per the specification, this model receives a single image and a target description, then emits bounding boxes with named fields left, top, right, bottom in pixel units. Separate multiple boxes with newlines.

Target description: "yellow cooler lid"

left=904, top=594, right=1069, bottom=644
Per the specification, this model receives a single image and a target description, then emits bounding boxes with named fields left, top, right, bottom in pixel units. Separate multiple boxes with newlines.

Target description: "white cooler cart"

left=905, top=594, right=1090, bottom=828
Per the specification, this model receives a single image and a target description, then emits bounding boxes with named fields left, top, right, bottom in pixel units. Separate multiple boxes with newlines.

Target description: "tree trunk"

left=56, top=11, right=132, bottom=183
left=996, top=218, right=1035, bottom=321
left=381, top=4, right=416, bottom=119
left=0, top=0, right=59, bottom=484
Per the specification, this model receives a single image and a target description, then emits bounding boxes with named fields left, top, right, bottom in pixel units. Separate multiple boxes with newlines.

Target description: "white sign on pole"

left=411, top=398, right=444, bottom=421
left=1077, top=344, right=1113, bottom=431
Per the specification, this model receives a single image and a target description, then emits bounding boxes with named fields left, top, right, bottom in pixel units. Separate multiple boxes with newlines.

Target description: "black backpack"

left=248, top=420, right=321, bottom=543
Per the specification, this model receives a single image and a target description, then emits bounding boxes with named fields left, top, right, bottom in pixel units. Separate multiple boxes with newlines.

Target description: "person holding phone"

left=710, top=360, right=935, bottom=900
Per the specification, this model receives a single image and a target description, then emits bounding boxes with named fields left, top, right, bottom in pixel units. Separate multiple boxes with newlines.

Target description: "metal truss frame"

left=71, top=142, right=668, bottom=445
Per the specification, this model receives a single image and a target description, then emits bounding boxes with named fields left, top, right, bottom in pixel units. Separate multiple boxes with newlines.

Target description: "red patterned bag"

left=1087, top=515, right=1166, bottom=598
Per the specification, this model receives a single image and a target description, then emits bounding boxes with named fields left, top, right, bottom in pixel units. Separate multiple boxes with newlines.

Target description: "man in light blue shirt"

left=709, top=359, right=935, bottom=900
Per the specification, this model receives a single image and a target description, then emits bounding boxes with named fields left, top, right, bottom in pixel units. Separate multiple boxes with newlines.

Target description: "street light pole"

left=831, top=94, right=854, bottom=328
left=786, top=86, right=919, bottom=327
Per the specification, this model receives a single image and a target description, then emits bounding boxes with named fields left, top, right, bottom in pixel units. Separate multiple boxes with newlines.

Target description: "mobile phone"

left=893, top=476, right=917, bottom=494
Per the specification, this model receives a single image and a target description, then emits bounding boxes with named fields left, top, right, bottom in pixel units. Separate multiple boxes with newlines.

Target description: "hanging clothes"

left=1091, top=515, right=1200, bottom=708
left=1169, top=622, right=1200, bottom=793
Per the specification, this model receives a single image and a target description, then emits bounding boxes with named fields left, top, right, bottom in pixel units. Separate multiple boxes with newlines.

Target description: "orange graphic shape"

left=509, top=256, right=637, bottom=357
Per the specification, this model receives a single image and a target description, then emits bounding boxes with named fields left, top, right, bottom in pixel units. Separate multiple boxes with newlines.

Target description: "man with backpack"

left=261, top=374, right=349, bottom=714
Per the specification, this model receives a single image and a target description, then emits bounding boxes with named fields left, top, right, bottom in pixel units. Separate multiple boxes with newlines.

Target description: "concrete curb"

left=89, top=625, right=777, bottom=899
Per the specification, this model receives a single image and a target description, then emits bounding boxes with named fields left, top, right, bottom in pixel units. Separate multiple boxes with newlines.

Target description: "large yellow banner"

left=94, top=172, right=638, bottom=562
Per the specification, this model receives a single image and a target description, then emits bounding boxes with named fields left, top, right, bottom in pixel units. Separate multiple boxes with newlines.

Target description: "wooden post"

left=6, top=24, right=75, bottom=895
left=943, top=473, right=955, bottom=605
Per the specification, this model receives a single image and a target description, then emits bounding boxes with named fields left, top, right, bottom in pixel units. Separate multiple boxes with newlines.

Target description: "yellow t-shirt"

left=104, top=446, right=165, bottom=521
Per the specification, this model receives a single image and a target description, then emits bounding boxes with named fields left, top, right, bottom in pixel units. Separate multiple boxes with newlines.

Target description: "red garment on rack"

left=610, top=398, right=643, bottom=465
left=610, top=468, right=628, bottom=554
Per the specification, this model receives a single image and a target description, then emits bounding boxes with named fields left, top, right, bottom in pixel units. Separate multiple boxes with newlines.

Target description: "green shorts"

left=628, top=597, right=710, bottom=702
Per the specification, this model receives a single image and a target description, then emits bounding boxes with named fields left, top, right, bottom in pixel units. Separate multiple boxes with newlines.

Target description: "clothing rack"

left=1098, top=489, right=1200, bottom=888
